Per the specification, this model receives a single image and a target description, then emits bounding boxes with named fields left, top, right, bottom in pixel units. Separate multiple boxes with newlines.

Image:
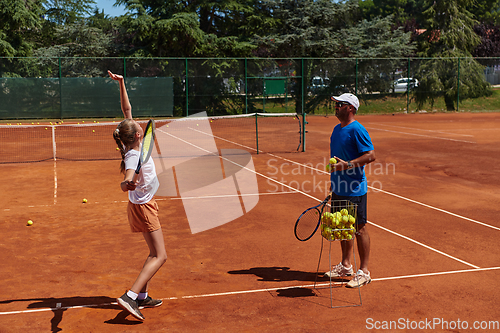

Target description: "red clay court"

left=0, top=112, right=499, bottom=332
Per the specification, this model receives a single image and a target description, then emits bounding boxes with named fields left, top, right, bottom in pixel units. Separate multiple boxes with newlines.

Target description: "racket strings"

left=295, top=208, right=321, bottom=241
left=141, top=122, right=155, bottom=160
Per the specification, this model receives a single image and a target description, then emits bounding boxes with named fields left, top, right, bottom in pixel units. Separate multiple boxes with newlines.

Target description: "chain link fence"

left=1, top=57, right=500, bottom=120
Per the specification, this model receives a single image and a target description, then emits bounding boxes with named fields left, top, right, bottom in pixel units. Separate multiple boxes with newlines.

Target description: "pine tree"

left=415, top=0, right=491, bottom=111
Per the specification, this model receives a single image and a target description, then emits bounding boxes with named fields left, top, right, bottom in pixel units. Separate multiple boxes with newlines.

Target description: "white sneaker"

left=346, top=270, right=371, bottom=288
left=324, top=263, right=353, bottom=278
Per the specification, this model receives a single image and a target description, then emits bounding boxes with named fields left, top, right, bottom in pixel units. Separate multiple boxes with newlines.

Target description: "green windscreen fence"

left=0, top=77, right=173, bottom=119
left=265, top=79, right=286, bottom=96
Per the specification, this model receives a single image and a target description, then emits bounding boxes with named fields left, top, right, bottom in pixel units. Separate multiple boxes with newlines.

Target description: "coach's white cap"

left=331, top=93, right=359, bottom=110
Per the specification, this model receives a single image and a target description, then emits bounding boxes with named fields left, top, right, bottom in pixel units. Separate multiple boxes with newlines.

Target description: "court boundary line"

left=264, top=155, right=500, bottom=232
left=370, top=188, right=500, bottom=232
left=363, top=126, right=476, bottom=143
left=1, top=266, right=498, bottom=316
left=368, top=221, right=480, bottom=268
left=1, top=192, right=299, bottom=211
left=373, top=122, right=474, bottom=137
left=5, top=121, right=495, bottom=318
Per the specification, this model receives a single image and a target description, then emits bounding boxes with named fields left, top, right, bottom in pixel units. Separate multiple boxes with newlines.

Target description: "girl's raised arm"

left=108, top=70, right=132, bottom=119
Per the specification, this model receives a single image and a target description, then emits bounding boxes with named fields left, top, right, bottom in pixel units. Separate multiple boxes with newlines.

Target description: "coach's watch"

left=347, top=161, right=353, bottom=169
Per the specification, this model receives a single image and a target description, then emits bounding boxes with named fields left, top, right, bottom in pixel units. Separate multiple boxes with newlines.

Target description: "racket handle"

left=132, top=170, right=139, bottom=183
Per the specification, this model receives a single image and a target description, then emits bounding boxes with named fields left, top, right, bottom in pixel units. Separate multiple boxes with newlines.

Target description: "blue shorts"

left=331, top=193, right=368, bottom=225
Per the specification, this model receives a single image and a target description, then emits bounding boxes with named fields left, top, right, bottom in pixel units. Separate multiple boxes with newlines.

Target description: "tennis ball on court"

left=329, top=157, right=337, bottom=164
left=27, top=220, right=33, bottom=226
left=92, top=130, right=95, bottom=133
left=82, top=198, right=87, bottom=203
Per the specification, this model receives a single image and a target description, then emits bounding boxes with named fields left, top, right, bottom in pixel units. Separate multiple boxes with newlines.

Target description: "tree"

left=0, top=0, right=43, bottom=58
left=43, top=0, right=96, bottom=25
left=34, top=22, right=114, bottom=76
left=115, top=0, right=264, bottom=57
left=473, top=24, right=500, bottom=57
left=255, top=0, right=415, bottom=113
left=359, top=0, right=422, bottom=26
left=468, top=0, right=500, bottom=25
left=415, top=0, right=491, bottom=111
left=254, top=0, right=358, bottom=58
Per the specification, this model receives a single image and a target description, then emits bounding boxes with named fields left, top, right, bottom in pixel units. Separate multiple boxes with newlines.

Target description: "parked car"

left=393, top=77, right=419, bottom=92
left=310, top=76, right=330, bottom=92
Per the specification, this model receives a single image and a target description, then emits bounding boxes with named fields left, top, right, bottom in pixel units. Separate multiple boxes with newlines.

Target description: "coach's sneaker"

left=324, top=263, right=354, bottom=278
left=138, top=296, right=163, bottom=309
left=346, top=270, right=371, bottom=288
left=117, top=293, right=145, bottom=321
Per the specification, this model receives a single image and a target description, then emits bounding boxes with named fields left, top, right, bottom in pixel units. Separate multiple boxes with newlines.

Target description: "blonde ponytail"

left=113, top=119, right=138, bottom=174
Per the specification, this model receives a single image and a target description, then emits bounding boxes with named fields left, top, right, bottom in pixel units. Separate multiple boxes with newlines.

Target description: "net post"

left=457, top=57, right=460, bottom=112
left=59, top=57, right=63, bottom=120
left=255, top=113, right=259, bottom=154
left=245, top=58, right=248, bottom=114
left=52, top=125, right=57, bottom=161
left=185, top=58, right=189, bottom=117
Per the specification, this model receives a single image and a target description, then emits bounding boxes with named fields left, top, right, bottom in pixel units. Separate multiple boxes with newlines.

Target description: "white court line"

left=162, top=128, right=484, bottom=270
left=369, top=187, right=500, bottom=232
left=52, top=126, right=58, bottom=205
left=364, top=126, right=476, bottom=143
left=172, top=191, right=298, bottom=200
left=255, top=155, right=500, bottom=233
left=3, top=123, right=491, bottom=316
left=2, top=266, right=499, bottom=316
left=368, top=221, right=480, bottom=269
left=373, top=122, right=474, bottom=137
left=157, top=127, right=321, bottom=204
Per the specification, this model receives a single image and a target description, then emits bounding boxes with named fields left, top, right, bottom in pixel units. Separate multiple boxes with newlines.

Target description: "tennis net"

left=0, top=113, right=303, bottom=164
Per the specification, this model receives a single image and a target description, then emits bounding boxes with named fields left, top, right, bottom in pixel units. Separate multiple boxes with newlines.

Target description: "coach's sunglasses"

left=335, top=101, right=350, bottom=108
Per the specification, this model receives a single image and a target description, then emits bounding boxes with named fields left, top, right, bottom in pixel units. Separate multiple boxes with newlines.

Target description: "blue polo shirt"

left=330, top=121, right=374, bottom=196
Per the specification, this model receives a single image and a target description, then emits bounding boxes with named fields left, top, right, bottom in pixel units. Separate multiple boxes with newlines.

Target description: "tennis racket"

left=294, top=193, right=332, bottom=241
left=132, top=119, right=155, bottom=183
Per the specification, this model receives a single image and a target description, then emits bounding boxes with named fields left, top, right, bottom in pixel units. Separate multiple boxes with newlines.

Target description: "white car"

left=393, top=77, right=419, bottom=92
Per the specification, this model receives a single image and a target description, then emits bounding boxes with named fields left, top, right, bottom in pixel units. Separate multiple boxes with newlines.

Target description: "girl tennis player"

left=109, top=70, right=167, bottom=321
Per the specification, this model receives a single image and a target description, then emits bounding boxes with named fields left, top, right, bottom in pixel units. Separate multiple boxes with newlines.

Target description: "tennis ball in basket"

left=348, top=215, right=356, bottom=224
left=340, top=208, right=349, bottom=216
left=329, top=157, right=337, bottom=164
left=342, top=215, right=349, bottom=224
left=82, top=198, right=87, bottom=203
left=27, top=220, right=33, bottom=226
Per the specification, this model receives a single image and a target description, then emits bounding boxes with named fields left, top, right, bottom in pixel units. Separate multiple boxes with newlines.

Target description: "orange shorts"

left=127, top=199, right=161, bottom=233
